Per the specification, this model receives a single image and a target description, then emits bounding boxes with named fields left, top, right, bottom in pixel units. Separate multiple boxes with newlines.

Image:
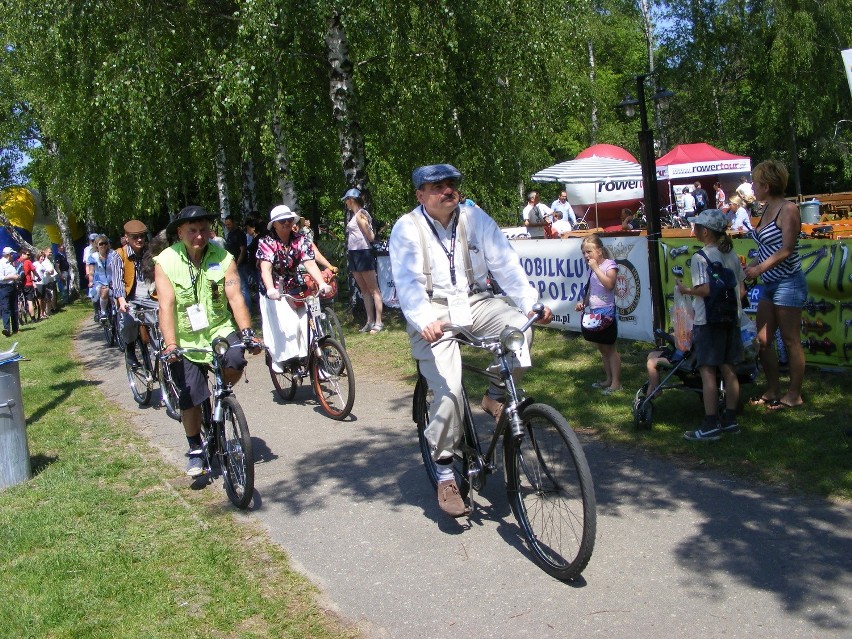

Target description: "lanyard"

left=183, top=246, right=208, bottom=305
left=420, top=205, right=459, bottom=287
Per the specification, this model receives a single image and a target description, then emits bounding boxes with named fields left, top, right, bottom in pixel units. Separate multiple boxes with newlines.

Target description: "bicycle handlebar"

left=434, top=303, right=544, bottom=348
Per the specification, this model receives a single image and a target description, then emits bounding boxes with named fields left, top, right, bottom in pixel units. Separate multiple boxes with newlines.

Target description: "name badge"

left=447, top=292, right=473, bottom=327
left=186, top=303, right=209, bottom=332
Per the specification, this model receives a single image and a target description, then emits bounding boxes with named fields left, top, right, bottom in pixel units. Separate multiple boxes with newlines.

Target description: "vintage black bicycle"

left=123, top=303, right=181, bottom=420
left=266, top=289, right=355, bottom=420
left=165, top=339, right=255, bottom=509
left=412, top=305, right=596, bottom=581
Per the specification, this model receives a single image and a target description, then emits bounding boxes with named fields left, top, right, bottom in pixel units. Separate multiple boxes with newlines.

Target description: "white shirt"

left=0, top=257, right=17, bottom=284
left=736, top=182, right=754, bottom=201
left=522, top=202, right=553, bottom=238
left=389, top=204, right=539, bottom=333
left=681, top=192, right=696, bottom=214
left=691, top=245, right=744, bottom=326
left=551, top=218, right=573, bottom=236
left=82, top=245, right=94, bottom=266
left=36, top=258, right=56, bottom=285
left=730, top=206, right=752, bottom=231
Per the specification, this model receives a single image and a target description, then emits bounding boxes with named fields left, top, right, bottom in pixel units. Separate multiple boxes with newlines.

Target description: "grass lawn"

left=0, top=302, right=360, bottom=639
left=340, top=306, right=852, bottom=501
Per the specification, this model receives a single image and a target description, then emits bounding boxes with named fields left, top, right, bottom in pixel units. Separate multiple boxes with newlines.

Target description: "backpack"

left=696, top=250, right=738, bottom=325
left=694, top=190, right=706, bottom=210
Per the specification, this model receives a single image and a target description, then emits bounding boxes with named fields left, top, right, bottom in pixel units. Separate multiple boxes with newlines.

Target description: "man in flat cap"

left=110, top=219, right=154, bottom=368
left=389, top=164, right=552, bottom=518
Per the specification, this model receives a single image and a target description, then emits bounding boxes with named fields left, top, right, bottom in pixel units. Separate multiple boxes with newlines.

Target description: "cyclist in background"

left=87, top=236, right=114, bottom=322
left=154, top=206, right=261, bottom=477
left=110, top=219, right=155, bottom=368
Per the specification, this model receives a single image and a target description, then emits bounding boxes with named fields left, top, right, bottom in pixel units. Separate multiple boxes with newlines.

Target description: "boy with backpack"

left=692, top=181, right=709, bottom=213
left=675, top=209, right=746, bottom=441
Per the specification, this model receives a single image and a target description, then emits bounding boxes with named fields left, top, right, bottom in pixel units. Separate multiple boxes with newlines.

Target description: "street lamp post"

left=618, top=73, right=673, bottom=337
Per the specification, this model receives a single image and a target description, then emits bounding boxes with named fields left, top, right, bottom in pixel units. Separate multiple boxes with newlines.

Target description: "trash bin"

left=798, top=199, right=821, bottom=224
left=0, top=354, right=30, bottom=490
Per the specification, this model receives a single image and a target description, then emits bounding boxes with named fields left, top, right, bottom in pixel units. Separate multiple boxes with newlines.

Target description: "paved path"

left=77, top=323, right=851, bottom=639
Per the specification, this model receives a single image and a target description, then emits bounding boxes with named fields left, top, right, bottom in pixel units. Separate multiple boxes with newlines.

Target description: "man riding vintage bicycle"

left=388, top=163, right=553, bottom=518
left=154, top=205, right=262, bottom=477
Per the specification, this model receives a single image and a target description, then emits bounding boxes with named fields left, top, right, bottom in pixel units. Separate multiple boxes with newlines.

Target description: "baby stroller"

left=631, top=329, right=759, bottom=430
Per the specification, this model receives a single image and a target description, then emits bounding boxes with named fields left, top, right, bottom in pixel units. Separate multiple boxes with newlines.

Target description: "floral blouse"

left=256, top=231, right=315, bottom=293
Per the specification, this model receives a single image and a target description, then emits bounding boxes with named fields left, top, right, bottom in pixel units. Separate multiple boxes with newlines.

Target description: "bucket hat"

left=267, top=205, right=300, bottom=230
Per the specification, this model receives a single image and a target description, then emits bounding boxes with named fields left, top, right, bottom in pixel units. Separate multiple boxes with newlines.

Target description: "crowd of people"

left=0, top=242, right=69, bottom=337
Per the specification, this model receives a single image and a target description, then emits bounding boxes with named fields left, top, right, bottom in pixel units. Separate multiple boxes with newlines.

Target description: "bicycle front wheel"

left=125, top=338, right=153, bottom=406
left=218, top=396, right=255, bottom=509
left=267, top=352, right=298, bottom=401
left=311, top=337, right=354, bottom=419
left=102, top=310, right=116, bottom=347
left=504, top=403, right=596, bottom=581
left=159, top=357, right=182, bottom=421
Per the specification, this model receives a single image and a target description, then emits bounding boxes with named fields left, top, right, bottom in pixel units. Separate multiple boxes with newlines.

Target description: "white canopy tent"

left=531, top=156, right=644, bottom=228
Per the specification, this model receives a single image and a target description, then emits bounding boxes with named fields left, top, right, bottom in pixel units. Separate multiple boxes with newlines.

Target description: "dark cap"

left=412, top=164, right=462, bottom=190
left=167, top=205, right=217, bottom=235
left=123, top=219, right=147, bottom=234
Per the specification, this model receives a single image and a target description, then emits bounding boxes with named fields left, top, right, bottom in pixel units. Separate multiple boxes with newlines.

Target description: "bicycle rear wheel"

left=311, top=337, right=354, bottom=419
left=413, top=374, right=472, bottom=499
left=267, top=352, right=298, bottom=401
left=18, top=293, right=33, bottom=325
left=504, top=403, right=596, bottom=581
left=125, top=337, right=153, bottom=405
left=102, top=307, right=116, bottom=347
left=218, top=395, right=254, bottom=509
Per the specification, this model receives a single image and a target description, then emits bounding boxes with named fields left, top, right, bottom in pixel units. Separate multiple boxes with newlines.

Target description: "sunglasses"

left=210, top=280, right=220, bottom=302
left=127, top=233, right=146, bottom=241
left=98, top=242, right=109, bottom=246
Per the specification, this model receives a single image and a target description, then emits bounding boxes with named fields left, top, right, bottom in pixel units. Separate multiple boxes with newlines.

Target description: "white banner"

left=377, top=236, right=655, bottom=342
left=843, top=49, right=852, bottom=99
left=657, top=158, right=751, bottom=180
left=511, top=237, right=654, bottom=341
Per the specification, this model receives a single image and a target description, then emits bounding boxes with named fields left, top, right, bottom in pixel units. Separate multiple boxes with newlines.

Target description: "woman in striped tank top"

left=744, top=160, right=806, bottom=410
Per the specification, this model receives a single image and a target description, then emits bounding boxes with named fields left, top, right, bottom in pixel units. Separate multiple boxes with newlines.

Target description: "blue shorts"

left=759, top=271, right=807, bottom=308
left=347, top=249, right=375, bottom=273
left=693, top=323, right=743, bottom=368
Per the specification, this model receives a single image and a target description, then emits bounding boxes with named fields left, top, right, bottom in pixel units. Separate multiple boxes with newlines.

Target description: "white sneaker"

left=185, top=454, right=206, bottom=477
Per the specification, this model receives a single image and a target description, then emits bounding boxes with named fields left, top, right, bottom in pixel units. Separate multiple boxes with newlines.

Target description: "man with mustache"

left=389, top=164, right=552, bottom=518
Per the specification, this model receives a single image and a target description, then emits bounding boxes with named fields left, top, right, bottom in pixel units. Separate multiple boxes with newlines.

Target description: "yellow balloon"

left=0, top=186, right=38, bottom=231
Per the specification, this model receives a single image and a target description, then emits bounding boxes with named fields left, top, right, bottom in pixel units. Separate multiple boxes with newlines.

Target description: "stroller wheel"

left=633, top=387, right=654, bottom=430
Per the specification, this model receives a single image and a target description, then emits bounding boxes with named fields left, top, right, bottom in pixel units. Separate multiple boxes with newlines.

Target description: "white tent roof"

left=531, top=156, right=644, bottom=184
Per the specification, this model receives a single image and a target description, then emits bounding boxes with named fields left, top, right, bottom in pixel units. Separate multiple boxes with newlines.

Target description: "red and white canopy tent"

left=655, top=143, right=751, bottom=207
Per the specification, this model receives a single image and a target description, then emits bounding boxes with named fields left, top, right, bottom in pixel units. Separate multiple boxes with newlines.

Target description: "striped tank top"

left=751, top=210, right=800, bottom=283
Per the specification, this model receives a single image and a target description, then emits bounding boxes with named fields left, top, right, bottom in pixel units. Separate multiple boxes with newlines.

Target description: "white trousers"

left=408, top=295, right=532, bottom=462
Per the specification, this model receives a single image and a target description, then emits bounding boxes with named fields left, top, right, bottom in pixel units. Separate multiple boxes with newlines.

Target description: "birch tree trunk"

left=271, top=114, right=299, bottom=210
left=53, top=203, right=81, bottom=301
left=241, top=158, right=257, bottom=217
left=215, top=145, right=230, bottom=218
left=325, top=11, right=370, bottom=210
left=588, top=39, right=597, bottom=144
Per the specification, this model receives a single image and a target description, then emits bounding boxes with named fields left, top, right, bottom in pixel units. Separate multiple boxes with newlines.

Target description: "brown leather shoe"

left=437, top=478, right=467, bottom=517
left=480, top=395, right=504, bottom=422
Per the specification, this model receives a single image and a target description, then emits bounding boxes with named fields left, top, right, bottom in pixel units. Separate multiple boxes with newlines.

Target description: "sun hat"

left=123, top=219, right=148, bottom=234
left=692, top=209, right=729, bottom=233
left=267, top=205, right=300, bottom=230
left=166, top=205, right=217, bottom=235
left=340, top=188, right=361, bottom=202
left=411, top=164, right=462, bottom=190
left=2, top=247, right=14, bottom=255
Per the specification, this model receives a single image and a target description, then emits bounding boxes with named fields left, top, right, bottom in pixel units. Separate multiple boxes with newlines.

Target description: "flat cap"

left=412, top=164, right=462, bottom=190
left=123, top=219, right=147, bottom=234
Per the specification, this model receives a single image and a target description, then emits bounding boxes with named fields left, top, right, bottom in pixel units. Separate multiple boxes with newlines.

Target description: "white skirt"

left=260, top=295, right=309, bottom=364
